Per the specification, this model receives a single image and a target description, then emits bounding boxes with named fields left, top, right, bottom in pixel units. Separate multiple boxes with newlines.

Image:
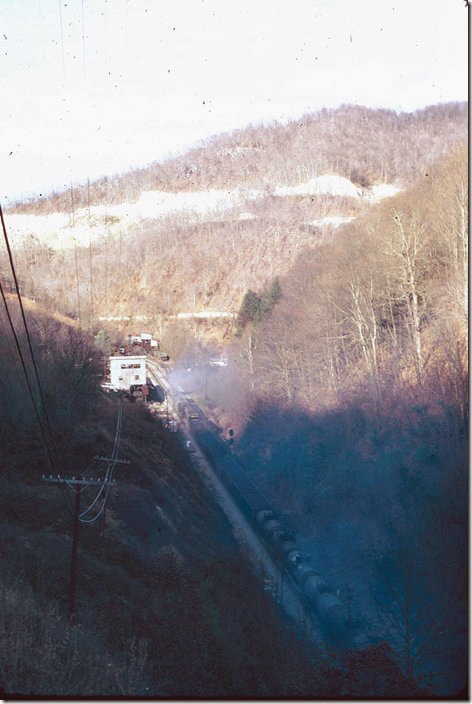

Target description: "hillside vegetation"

left=3, top=103, right=468, bottom=329
left=161, top=143, right=468, bottom=694
left=0, top=303, right=427, bottom=697
left=223, top=145, right=468, bottom=694
left=11, top=102, right=467, bottom=211
left=1, top=102, right=468, bottom=696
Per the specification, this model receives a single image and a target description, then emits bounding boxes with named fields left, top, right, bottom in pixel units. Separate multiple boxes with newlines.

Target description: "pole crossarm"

left=42, top=474, right=117, bottom=487
left=93, top=455, right=130, bottom=465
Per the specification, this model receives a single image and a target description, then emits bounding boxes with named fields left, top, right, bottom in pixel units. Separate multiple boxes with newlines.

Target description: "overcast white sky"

left=0, top=0, right=468, bottom=203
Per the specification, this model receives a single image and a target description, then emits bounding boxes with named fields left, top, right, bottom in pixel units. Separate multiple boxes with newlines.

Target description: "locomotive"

left=180, top=406, right=349, bottom=642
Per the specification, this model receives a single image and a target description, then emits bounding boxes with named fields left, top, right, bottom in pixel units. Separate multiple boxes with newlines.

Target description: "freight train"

left=177, top=399, right=349, bottom=642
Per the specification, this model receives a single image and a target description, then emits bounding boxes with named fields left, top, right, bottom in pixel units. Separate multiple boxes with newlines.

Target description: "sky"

left=0, top=0, right=468, bottom=203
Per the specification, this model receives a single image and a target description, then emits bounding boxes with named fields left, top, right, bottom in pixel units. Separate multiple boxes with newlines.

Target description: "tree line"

left=9, top=102, right=467, bottom=214
left=228, top=145, right=467, bottom=694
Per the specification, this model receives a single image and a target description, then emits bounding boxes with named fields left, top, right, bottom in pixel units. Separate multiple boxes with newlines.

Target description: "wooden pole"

left=69, top=477, right=81, bottom=621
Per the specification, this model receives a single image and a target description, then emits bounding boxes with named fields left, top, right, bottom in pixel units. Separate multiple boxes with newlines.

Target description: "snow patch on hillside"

left=175, top=311, right=235, bottom=319
left=365, top=183, right=401, bottom=202
left=6, top=178, right=400, bottom=251
left=6, top=212, right=70, bottom=247
left=6, top=188, right=264, bottom=250
left=275, top=174, right=362, bottom=198
left=274, top=174, right=401, bottom=203
left=98, top=311, right=235, bottom=321
left=6, top=210, right=111, bottom=250
left=310, top=215, right=356, bottom=227
left=135, top=188, right=263, bottom=218
left=99, top=314, right=148, bottom=322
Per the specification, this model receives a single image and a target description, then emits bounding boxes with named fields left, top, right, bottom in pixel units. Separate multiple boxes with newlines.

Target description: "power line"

left=0, top=303, right=29, bottom=397
left=69, top=183, right=75, bottom=227
left=104, top=177, right=109, bottom=308
left=81, top=0, right=86, bottom=88
left=0, top=204, right=73, bottom=513
left=42, top=397, right=127, bottom=618
left=70, top=182, right=83, bottom=329
left=80, top=398, right=126, bottom=523
left=0, top=278, right=74, bottom=514
left=0, top=305, right=23, bottom=401
left=72, top=395, right=125, bottom=524
left=58, top=0, right=66, bottom=82
left=82, top=386, right=121, bottom=478
left=0, top=277, right=53, bottom=464
left=43, top=472, right=114, bottom=620
left=87, top=178, right=94, bottom=331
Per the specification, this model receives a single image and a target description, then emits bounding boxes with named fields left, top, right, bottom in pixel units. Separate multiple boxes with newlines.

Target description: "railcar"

left=188, top=413, right=348, bottom=639
left=215, top=454, right=273, bottom=519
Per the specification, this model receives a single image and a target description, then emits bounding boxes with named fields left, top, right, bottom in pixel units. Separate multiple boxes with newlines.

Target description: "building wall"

left=109, top=355, right=146, bottom=390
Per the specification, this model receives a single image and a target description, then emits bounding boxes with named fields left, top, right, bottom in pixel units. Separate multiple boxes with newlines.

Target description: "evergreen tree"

left=95, top=329, right=113, bottom=355
left=236, top=278, right=283, bottom=331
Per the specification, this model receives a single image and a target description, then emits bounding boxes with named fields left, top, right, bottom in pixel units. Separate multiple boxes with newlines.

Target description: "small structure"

left=141, top=332, right=159, bottom=348
left=109, top=355, right=146, bottom=391
left=127, top=333, right=159, bottom=350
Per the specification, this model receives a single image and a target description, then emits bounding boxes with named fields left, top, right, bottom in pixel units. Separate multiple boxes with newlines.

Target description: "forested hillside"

left=1, top=303, right=427, bottom=698
left=3, top=103, right=468, bottom=329
left=232, top=146, right=467, bottom=403
left=1, top=102, right=468, bottom=696
left=225, top=145, right=468, bottom=694
left=165, top=142, right=468, bottom=694
left=11, top=102, right=467, bottom=211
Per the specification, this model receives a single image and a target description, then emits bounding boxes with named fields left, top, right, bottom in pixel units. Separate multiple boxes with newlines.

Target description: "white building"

left=128, top=333, right=159, bottom=349
left=109, top=355, right=146, bottom=390
left=141, top=332, right=159, bottom=347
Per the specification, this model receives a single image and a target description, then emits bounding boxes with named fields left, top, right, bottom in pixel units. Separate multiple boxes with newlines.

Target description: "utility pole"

left=69, top=477, right=81, bottom=620
left=42, top=472, right=124, bottom=620
left=92, top=456, right=130, bottom=526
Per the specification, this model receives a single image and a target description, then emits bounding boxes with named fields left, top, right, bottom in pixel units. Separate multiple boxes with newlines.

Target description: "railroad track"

left=146, top=358, right=326, bottom=643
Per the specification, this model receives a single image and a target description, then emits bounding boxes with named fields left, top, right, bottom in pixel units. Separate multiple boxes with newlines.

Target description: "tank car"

left=190, top=419, right=349, bottom=639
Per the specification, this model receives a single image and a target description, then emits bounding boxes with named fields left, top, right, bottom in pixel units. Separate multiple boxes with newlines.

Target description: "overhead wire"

left=81, top=0, right=86, bottom=88
left=70, top=183, right=82, bottom=329
left=64, top=345, right=118, bottom=482
left=80, top=0, right=94, bottom=333
left=81, top=386, right=121, bottom=477
left=0, top=306, right=22, bottom=401
left=0, top=278, right=52, bottom=457
left=2, top=1, right=128, bottom=521
left=0, top=302, right=30, bottom=397
left=79, top=395, right=123, bottom=523
left=48, top=380, right=124, bottom=519
left=7, top=0, right=126, bottom=521
left=87, top=179, right=94, bottom=331
left=58, top=0, right=66, bottom=82
left=80, top=393, right=123, bottom=501
left=81, top=431, right=122, bottom=522
left=0, top=205, right=74, bottom=514
left=0, top=277, right=74, bottom=513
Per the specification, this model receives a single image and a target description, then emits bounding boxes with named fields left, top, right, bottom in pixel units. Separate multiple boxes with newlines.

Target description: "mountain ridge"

left=8, top=101, right=467, bottom=214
